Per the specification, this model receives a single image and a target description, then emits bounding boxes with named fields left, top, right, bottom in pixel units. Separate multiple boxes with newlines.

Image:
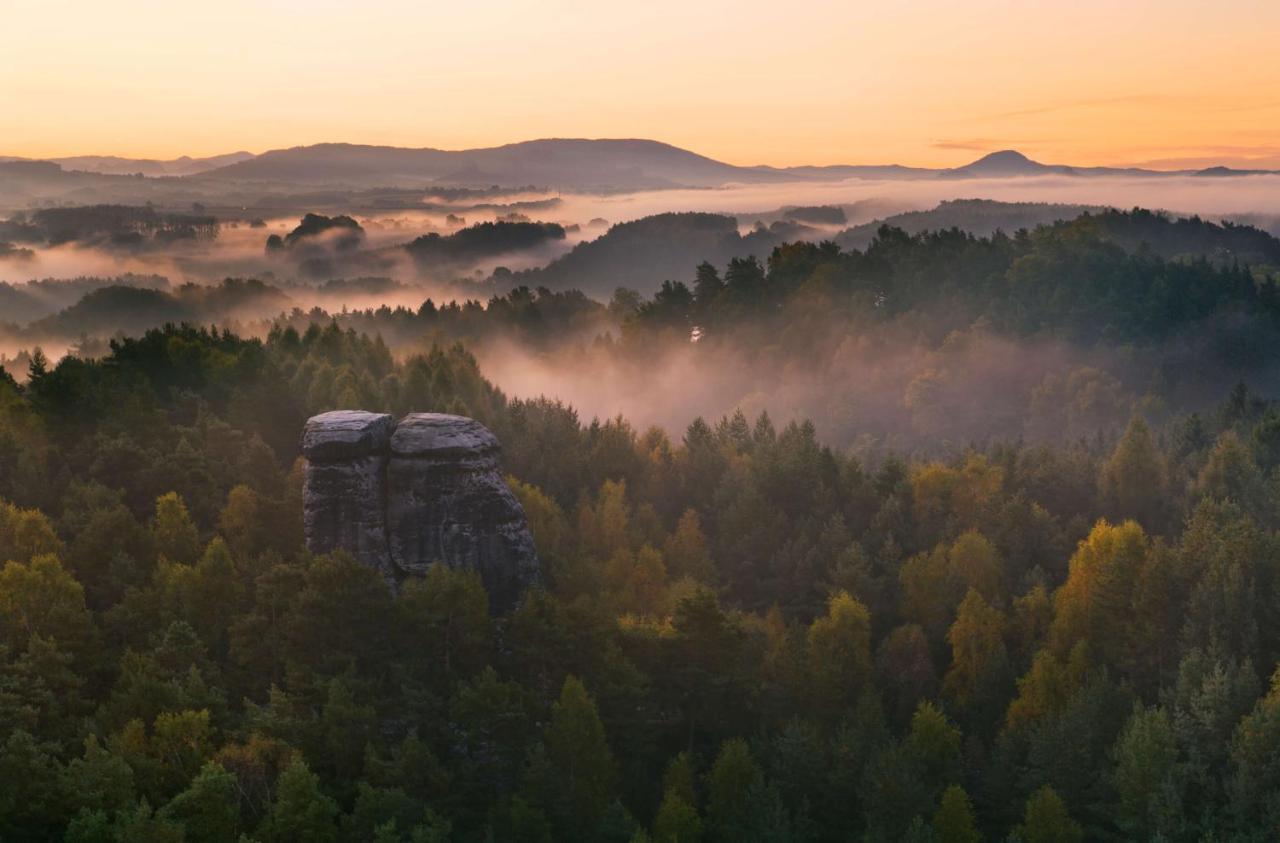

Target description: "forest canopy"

left=1, top=205, right=1280, bottom=841
left=6, top=207, right=1280, bottom=454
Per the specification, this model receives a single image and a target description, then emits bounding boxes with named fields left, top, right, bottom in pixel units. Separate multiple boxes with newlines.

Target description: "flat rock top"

left=391, top=413, right=500, bottom=458
left=302, top=410, right=395, bottom=461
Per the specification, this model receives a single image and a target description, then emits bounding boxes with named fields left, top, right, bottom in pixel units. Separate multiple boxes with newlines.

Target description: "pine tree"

left=806, top=591, right=872, bottom=719
left=1098, top=416, right=1166, bottom=530
left=693, top=262, right=725, bottom=307
left=706, top=738, right=761, bottom=840
left=1111, top=705, right=1180, bottom=839
left=545, top=676, right=616, bottom=838
left=1017, top=786, right=1082, bottom=843
left=664, top=510, right=715, bottom=583
left=1049, top=519, right=1149, bottom=669
left=932, top=784, right=981, bottom=843
left=260, top=759, right=338, bottom=843
left=943, top=589, right=1009, bottom=712
left=653, top=789, right=702, bottom=843
left=152, top=492, right=200, bottom=566
left=159, top=761, right=240, bottom=843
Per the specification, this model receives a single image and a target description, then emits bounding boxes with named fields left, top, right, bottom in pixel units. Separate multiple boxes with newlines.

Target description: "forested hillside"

left=263, top=210, right=1280, bottom=450
left=834, top=200, right=1100, bottom=250
left=3, top=277, right=1280, bottom=840
left=504, top=212, right=806, bottom=297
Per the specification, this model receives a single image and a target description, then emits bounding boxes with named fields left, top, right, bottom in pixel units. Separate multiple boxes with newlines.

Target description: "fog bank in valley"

left=3, top=174, right=1280, bottom=455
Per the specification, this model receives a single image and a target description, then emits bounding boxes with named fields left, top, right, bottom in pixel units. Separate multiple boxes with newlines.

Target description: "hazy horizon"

left=4, top=0, right=1280, bottom=169
left=5, top=136, right=1276, bottom=173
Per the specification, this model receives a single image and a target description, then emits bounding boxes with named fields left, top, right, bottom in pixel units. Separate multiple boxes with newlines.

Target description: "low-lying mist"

left=4, top=177, right=1280, bottom=456
left=550, top=174, right=1280, bottom=234
left=0, top=209, right=584, bottom=291
left=472, top=315, right=1251, bottom=458
left=7, top=174, right=1280, bottom=290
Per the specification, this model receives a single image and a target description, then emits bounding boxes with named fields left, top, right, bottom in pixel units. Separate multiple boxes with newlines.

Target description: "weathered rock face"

left=387, top=414, right=541, bottom=610
left=300, top=411, right=395, bottom=575
left=300, top=411, right=540, bottom=609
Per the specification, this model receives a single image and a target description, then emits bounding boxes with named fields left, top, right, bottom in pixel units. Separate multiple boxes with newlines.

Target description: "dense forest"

left=406, top=221, right=567, bottom=268
left=0, top=205, right=220, bottom=249
left=8, top=208, right=1280, bottom=453
left=3, top=207, right=1280, bottom=841
left=286, top=209, right=1280, bottom=450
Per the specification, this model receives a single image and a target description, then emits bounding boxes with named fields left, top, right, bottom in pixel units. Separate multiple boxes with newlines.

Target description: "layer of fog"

left=552, top=174, right=1280, bottom=233
left=7, top=174, right=1280, bottom=293
left=473, top=313, right=1263, bottom=457
left=5, top=173, right=1280, bottom=452
left=0, top=206, right=590, bottom=310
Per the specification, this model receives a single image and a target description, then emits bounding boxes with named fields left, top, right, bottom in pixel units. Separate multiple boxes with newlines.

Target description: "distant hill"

left=1194, top=166, right=1280, bottom=177
left=837, top=201, right=1280, bottom=268
left=406, top=221, right=566, bottom=268
left=0, top=160, right=242, bottom=209
left=935, top=149, right=1230, bottom=180
left=0, top=160, right=67, bottom=179
left=9, top=140, right=1280, bottom=198
left=200, top=139, right=794, bottom=190
left=940, top=150, right=1074, bottom=178
left=210, top=142, right=1146, bottom=189
left=499, top=201, right=1280, bottom=299
left=12, top=204, right=220, bottom=248
left=0, top=153, right=254, bottom=177
left=504, top=212, right=790, bottom=296
left=0, top=160, right=99, bottom=199
left=29, top=278, right=292, bottom=338
left=0, top=275, right=171, bottom=327
left=755, top=163, right=938, bottom=181
left=204, top=141, right=1280, bottom=189
left=1055, top=208, right=1280, bottom=267
left=48, top=151, right=254, bottom=177
left=783, top=206, right=847, bottom=226
left=31, top=286, right=193, bottom=337
left=836, top=199, right=1104, bottom=249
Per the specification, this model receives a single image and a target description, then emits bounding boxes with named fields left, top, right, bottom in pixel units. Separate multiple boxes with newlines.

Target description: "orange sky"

left=3, top=0, right=1279, bottom=168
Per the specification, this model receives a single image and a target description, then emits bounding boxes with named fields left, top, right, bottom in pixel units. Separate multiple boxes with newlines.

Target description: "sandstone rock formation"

left=301, top=410, right=540, bottom=609
left=300, top=410, right=395, bottom=575
left=387, top=414, right=541, bottom=608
